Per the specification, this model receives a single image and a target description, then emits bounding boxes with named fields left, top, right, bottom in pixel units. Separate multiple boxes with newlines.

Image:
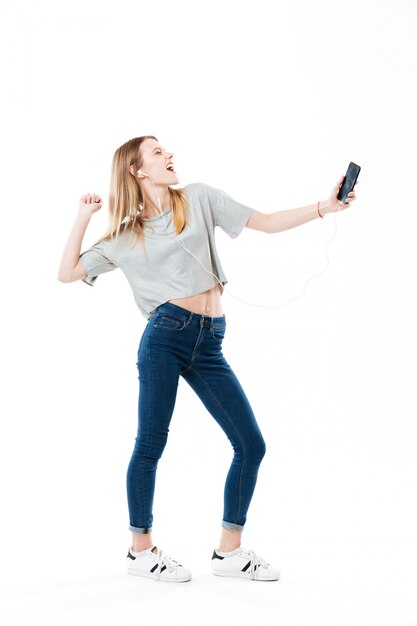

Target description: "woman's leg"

left=126, top=321, right=182, bottom=547
left=181, top=329, right=267, bottom=541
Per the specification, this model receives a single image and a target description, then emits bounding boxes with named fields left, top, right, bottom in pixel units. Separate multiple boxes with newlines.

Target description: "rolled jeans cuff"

left=222, top=520, right=245, bottom=531
left=129, top=525, right=153, bottom=534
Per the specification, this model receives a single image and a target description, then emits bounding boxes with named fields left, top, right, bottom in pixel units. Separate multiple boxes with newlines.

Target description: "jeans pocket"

left=210, top=324, right=226, bottom=342
left=153, top=313, right=187, bottom=331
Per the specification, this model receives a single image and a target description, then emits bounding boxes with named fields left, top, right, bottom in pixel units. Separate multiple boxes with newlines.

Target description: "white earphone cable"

left=144, top=173, right=340, bottom=312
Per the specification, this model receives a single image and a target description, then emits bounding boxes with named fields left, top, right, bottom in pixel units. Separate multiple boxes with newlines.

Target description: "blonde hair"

left=98, top=135, right=190, bottom=248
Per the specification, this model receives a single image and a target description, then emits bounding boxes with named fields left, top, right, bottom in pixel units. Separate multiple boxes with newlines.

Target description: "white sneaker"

left=126, top=545, right=192, bottom=582
left=211, top=545, right=280, bottom=581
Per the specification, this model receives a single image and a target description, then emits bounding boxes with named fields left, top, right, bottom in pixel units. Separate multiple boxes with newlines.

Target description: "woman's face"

left=137, top=138, right=179, bottom=184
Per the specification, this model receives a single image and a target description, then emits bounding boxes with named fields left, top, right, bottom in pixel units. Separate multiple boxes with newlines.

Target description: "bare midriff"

left=168, top=282, right=224, bottom=317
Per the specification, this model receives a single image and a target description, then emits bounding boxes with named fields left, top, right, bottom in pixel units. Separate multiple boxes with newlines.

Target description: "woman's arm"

left=265, top=199, right=331, bottom=234
left=264, top=176, right=358, bottom=234
left=57, top=193, right=102, bottom=282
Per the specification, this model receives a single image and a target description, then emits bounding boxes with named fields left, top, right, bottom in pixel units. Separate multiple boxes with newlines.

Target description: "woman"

left=58, top=135, right=357, bottom=583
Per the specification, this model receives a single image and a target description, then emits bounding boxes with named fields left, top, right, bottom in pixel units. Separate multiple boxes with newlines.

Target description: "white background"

left=1, top=0, right=416, bottom=624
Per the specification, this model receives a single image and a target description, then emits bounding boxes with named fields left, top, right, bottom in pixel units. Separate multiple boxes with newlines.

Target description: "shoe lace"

left=247, top=548, right=270, bottom=580
left=153, top=549, right=180, bottom=581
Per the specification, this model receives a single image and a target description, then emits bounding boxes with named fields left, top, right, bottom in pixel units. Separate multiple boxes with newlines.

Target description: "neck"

left=141, top=183, right=171, bottom=217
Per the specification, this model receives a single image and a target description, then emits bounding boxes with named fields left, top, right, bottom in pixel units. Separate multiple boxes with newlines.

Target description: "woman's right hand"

left=79, top=193, right=103, bottom=215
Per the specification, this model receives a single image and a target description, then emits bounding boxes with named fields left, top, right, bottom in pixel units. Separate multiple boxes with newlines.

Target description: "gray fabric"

left=78, top=182, right=254, bottom=320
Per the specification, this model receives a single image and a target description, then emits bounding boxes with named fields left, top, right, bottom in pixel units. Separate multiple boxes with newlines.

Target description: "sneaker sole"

left=127, top=567, right=191, bottom=582
left=212, top=569, right=279, bottom=581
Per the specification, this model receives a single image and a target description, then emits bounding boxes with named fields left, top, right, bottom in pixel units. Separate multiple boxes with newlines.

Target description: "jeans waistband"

left=150, top=301, right=226, bottom=325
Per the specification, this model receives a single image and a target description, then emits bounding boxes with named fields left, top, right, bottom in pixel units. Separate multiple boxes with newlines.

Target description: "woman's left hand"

left=325, top=175, right=359, bottom=214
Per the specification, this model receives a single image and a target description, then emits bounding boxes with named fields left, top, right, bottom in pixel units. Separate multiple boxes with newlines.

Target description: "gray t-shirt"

left=78, top=181, right=254, bottom=320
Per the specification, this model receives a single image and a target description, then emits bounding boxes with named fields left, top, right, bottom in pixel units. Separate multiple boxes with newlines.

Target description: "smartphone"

left=337, top=161, right=361, bottom=203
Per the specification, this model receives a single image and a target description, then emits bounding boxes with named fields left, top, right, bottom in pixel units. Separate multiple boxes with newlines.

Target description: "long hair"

left=98, top=136, right=190, bottom=248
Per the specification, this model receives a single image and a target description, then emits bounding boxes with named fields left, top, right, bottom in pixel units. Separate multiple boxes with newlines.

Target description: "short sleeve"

left=203, top=183, right=254, bottom=238
left=78, top=239, right=118, bottom=287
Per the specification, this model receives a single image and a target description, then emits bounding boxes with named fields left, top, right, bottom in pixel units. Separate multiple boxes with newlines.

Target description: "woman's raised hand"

left=326, top=176, right=359, bottom=214
left=79, top=193, right=103, bottom=215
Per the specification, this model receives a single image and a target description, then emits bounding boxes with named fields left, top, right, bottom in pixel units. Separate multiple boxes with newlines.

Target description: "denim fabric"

left=126, top=301, right=266, bottom=534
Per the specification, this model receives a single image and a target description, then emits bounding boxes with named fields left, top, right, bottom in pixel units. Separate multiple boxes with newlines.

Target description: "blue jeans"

left=126, top=301, right=266, bottom=534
